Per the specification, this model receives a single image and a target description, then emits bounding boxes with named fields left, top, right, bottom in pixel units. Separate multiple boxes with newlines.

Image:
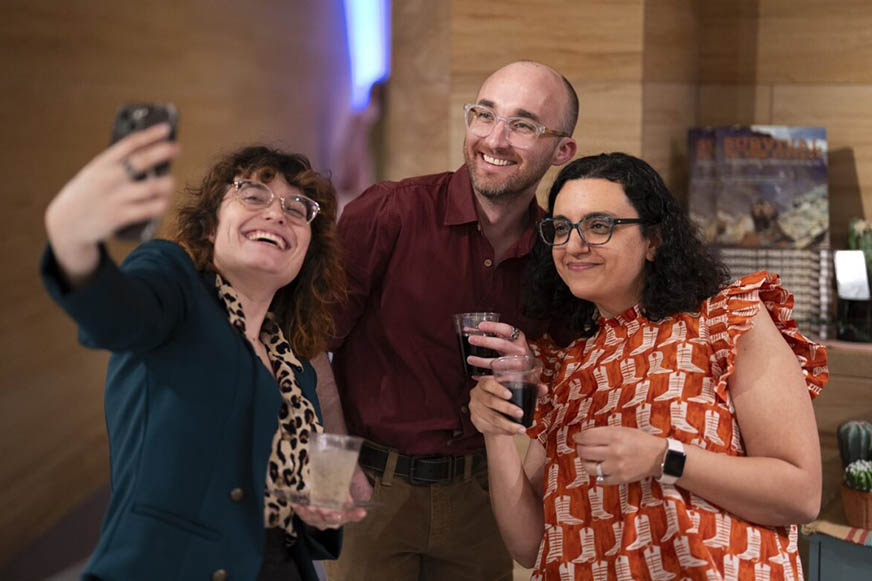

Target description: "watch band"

left=657, top=438, right=686, bottom=485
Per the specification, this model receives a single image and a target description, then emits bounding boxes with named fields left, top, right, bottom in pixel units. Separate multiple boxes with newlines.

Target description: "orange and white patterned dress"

left=527, top=272, right=828, bottom=580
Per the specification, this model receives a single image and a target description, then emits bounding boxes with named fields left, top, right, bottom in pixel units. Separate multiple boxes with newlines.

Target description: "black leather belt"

left=359, top=441, right=487, bottom=485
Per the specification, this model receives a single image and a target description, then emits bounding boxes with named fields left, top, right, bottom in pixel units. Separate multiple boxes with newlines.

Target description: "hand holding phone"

left=110, top=103, right=179, bottom=240
left=45, top=114, right=178, bottom=288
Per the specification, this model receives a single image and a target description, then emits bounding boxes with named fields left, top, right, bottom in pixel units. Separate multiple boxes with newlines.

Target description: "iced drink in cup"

left=453, top=312, right=501, bottom=377
left=492, top=355, right=543, bottom=428
left=306, top=432, right=363, bottom=509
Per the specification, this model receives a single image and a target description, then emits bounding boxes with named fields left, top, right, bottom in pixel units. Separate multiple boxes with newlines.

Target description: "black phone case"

left=110, top=103, right=178, bottom=241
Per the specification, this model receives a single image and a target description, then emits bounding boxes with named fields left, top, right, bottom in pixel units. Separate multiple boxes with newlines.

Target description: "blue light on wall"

left=344, top=0, right=390, bottom=111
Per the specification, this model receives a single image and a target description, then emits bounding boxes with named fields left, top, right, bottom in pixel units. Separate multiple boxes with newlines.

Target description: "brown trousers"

left=323, top=464, right=513, bottom=581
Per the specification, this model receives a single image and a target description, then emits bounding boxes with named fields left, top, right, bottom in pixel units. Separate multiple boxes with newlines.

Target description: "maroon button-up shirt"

left=330, top=165, right=556, bottom=455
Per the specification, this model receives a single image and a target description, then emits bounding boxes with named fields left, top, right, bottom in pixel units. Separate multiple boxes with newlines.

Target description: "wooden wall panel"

left=383, top=0, right=452, bottom=181
left=572, top=83, right=644, bottom=157
left=757, top=0, right=872, bottom=84
left=642, top=0, right=699, bottom=82
left=451, top=0, right=644, bottom=86
left=642, top=83, right=697, bottom=200
left=0, top=0, right=349, bottom=565
left=698, top=0, right=761, bottom=84
left=699, top=0, right=872, bottom=84
left=641, top=0, right=699, bottom=197
left=696, top=83, right=774, bottom=125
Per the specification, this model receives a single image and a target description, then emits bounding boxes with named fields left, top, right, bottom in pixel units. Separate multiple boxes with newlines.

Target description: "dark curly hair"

left=174, top=145, right=345, bottom=358
left=524, top=152, right=730, bottom=337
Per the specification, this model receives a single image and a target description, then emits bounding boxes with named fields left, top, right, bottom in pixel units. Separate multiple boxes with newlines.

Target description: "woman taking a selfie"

left=41, top=124, right=363, bottom=580
left=468, top=153, right=827, bottom=580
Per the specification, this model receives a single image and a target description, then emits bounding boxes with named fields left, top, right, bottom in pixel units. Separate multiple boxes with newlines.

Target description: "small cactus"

left=837, top=420, right=872, bottom=469
left=845, top=459, right=872, bottom=493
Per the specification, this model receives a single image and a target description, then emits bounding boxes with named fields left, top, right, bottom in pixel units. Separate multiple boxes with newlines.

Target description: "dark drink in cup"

left=504, top=380, right=538, bottom=427
left=492, top=355, right=543, bottom=428
left=453, top=312, right=500, bottom=377
left=458, top=333, right=499, bottom=377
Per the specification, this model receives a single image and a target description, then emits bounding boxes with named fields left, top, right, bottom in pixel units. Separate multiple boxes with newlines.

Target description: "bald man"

left=317, top=61, right=579, bottom=580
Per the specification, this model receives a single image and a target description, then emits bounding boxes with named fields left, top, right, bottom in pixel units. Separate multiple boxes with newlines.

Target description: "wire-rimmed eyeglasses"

left=230, top=179, right=320, bottom=224
left=537, top=215, right=648, bottom=247
left=463, top=104, right=570, bottom=149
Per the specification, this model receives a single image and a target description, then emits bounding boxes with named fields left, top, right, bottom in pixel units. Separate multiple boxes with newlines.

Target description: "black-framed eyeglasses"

left=230, top=179, right=320, bottom=224
left=463, top=103, right=570, bottom=149
left=537, top=216, right=648, bottom=247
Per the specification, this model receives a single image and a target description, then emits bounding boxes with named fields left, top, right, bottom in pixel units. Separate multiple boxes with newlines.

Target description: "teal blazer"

left=41, top=240, right=339, bottom=581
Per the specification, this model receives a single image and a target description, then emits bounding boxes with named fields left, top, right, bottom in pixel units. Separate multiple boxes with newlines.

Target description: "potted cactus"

left=841, top=460, right=872, bottom=529
left=837, top=420, right=872, bottom=469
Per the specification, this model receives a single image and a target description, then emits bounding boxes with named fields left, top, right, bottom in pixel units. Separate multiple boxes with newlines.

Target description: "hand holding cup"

left=465, top=321, right=532, bottom=373
left=469, top=355, right=545, bottom=436
left=291, top=500, right=367, bottom=531
left=278, top=433, right=365, bottom=509
left=453, top=312, right=501, bottom=378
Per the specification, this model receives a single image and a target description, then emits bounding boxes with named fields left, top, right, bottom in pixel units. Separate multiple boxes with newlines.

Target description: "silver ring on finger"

left=595, top=462, right=605, bottom=484
left=509, top=326, right=520, bottom=341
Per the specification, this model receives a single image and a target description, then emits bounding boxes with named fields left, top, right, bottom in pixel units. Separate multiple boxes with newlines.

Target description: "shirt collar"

left=444, top=165, right=545, bottom=257
left=443, top=165, right=478, bottom=226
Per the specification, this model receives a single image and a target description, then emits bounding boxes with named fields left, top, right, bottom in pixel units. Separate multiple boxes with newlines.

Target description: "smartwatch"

left=657, top=438, right=686, bottom=485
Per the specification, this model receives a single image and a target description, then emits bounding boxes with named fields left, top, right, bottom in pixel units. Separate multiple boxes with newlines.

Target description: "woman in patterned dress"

left=41, top=125, right=364, bottom=580
left=468, top=152, right=827, bottom=580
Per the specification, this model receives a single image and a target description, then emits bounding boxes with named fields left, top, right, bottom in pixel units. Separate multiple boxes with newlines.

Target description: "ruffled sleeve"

left=705, top=271, right=828, bottom=404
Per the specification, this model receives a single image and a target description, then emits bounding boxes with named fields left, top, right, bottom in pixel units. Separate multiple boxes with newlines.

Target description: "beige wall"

left=641, top=0, right=700, bottom=202
left=0, top=0, right=349, bottom=564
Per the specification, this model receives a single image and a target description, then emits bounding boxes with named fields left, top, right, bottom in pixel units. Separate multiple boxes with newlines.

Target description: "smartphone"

left=110, top=103, right=179, bottom=241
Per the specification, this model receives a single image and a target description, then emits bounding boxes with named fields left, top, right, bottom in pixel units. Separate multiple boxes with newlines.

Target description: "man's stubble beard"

left=465, top=144, right=553, bottom=205
left=470, top=173, right=533, bottom=204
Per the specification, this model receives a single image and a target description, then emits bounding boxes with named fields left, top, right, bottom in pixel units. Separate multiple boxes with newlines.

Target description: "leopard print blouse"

left=215, top=273, right=322, bottom=540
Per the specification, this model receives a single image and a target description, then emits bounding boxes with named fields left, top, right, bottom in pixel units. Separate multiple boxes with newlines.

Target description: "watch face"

left=663, top=448, right=686, bottom=478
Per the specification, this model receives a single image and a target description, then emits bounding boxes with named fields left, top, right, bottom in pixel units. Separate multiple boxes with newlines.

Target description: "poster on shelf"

left=688, top=125, right=829, bottom=249
left=688, top=125, right=832, bottom=338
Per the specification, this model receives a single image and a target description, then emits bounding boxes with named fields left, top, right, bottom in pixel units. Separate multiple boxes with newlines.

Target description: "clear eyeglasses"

left=463, top=104, right=570, bottom=149
left=230, top=179, right=320, bottom=224
left=537, top=216, right=648, bottom=247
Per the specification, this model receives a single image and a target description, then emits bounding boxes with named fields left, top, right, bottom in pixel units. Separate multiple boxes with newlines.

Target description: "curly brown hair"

left=174, top=145, right=345, bottom=359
